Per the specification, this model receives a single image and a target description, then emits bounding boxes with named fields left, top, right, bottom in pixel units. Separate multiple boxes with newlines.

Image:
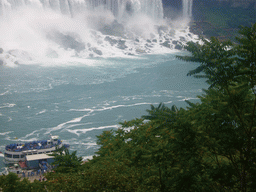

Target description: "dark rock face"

left=125, top=0, right=134, bottom=15
left=117, top=40, right=128, bottom=50
left=91, top=48, right=103, bottom=55
left=47, top=32, right=85, bottom=52
left=161, top=40, right=171, bottom=48
left=175, top=44, right=183, bottom=50
left=100, top=20, right=125, bottom=37
left=46, top=49, right=59, bottom=58
left=0, top=48, right=3, bottom=54
left=136, top=48, right=146, bottom=54
left=104, top=36, right=118, bottom=46
left=158, top=25, right=169, bottom=34
left=179, top=36, right=186, bottom=42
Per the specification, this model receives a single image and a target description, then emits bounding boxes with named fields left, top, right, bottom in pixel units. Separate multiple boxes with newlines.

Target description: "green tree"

left=177, top=23, right=256, bottom=192
left=50, top=147, right=83, bottom=173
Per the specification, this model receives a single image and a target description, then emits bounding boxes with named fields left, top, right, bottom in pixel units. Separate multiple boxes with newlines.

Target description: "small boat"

left=3, top=135, right=69, bottom=168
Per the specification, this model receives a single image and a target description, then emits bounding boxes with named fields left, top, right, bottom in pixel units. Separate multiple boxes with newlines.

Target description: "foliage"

left=177, top=23, right=256, bottom=192
left=0, top=172, right=46, bottom=192
left=50, top=147, right=83, bottom=173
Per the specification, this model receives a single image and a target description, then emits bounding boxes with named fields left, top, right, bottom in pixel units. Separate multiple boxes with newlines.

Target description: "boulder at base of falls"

left=104, top=36, right=118, bottom=46
left=0, top=48, right=3, bottom=54
left=180, top=36, right=186, bottom=42
left=161, top=40, right=171, bottom=48
left=46, top=49, right=59, bottom=58
left=172, top=40, right=178, bottom=45
left=175, top=44, right=183, bottom=50
left=117, top=40, right=128, bottom=50
left=100, top=20, right=125, bottom=37
left=157, top=25, right=169, bottom=34
left=91, top=48, right=103, bottom=55
left=8, top=50, right=33, bottom=61
left=47, top=32, right=85, bottom=52
left=136, top=48, right=146, bottom=54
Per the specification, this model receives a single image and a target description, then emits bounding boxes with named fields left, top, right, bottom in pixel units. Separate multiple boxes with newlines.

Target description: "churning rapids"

left=0, top=0, right=204, bottom=169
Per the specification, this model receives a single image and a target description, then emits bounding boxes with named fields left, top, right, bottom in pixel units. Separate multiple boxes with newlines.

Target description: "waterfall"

left=0, top=0, right=164, bottom=20
left=182, top=0, right=193, bottom=19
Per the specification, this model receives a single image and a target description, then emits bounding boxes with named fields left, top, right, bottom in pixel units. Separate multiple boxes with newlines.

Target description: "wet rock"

left=150, top=33, right=156, bottom=39
left=169, top=29, right=176, bottom=36
left=136, top=48, right=146, bottom=54
left=172, top=40, right=178, bottom=45
left=89, top=53, right=94, bottom=58
left=47, top=32, right=85, bottom=52
left=0, top=59, right=4, bottom=65
left=135, top=38, right=140, bottom=42
left=91, top=48, right=103, bottom=55
left=161, top=40, right=171, bottom=48
left=158, top=25, right=168, bottom=34
left=180, top=36, right=186, bottom=42
left=100, top=20, right=125, bottom=37
left=46, top=49, right=59, bottom=58
left=152, top=39, right=157, bottom=43
left=14, top=61, right=19, bottom=65
left=117, top=40, right=128, bottom=50
left=145, top=43, right=153, bottom=48
left=0, top=48, right=3, bottom=54
left=104, top=36, right=118, bottom=46
left=175, top=44, right=183, bottom=50
left=146, top=39, right=151, bottom=43
left=8, top=50, right=32, bottom=61
left=97, top=40, right=103, bottom=44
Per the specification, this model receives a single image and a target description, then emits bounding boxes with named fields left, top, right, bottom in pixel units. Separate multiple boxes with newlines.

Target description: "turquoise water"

left=0, top=53, right=208, bottom=169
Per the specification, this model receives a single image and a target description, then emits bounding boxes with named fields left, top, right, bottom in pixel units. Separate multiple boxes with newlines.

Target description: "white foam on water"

left=178, top=97, right=199, bottom=101
left=0, top=91, right=9, bottom=96
left=82, top=155, right=96, bottom=161
left=44, top=113, right=94, bottom=134
left=0, top=103, right=16, bottom=108
left=66, top=124, right=120, bottom=136
left=69, top=101, right=161, bottom=112
left=0, top=131, right=13, bottom=136
left=35, top=109, right=47, bottom=115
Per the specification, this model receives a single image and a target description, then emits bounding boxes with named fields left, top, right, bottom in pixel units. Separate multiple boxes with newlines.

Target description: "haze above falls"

left=0, top=0, right=197, bottom=67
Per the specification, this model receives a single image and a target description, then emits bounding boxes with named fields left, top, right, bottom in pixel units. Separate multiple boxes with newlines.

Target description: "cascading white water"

left=0, top=0, right=164, bottom=20
left=0, top=0, right=198, bottom=67
left=0, top=0, right=167, bottom=66
left=182, top=0, right=193, bottom=19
